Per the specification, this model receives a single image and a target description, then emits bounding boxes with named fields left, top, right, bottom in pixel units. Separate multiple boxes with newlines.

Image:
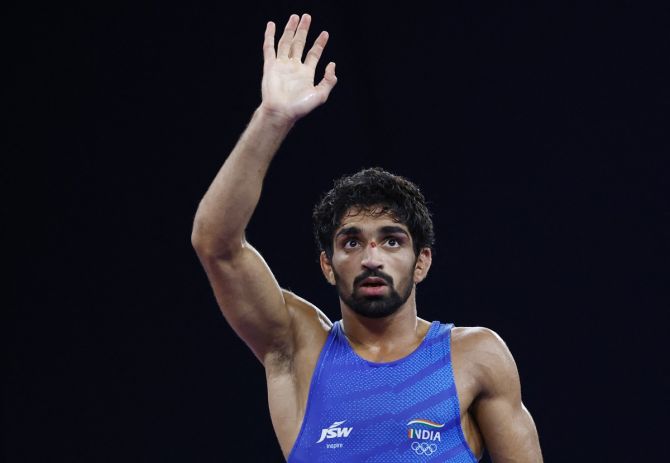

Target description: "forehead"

left=336, top=206, right=408, bottom=233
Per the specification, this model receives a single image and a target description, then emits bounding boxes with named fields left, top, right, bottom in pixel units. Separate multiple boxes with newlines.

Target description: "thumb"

left=315, top=62, right=337, bottom=100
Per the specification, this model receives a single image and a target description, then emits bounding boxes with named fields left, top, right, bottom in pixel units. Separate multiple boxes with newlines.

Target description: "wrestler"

left=191, top=13, right=543, bottom=462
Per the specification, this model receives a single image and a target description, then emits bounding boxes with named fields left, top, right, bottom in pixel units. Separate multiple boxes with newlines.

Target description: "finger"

left=263, top=21, right=276, bottom=65
left=289, top=13, right=311, bottom=61
left=304, top=30, right=329, bottom=70
left=277, top=14, right=300, bottom=59
left=315, top=62, right=338, bottom=102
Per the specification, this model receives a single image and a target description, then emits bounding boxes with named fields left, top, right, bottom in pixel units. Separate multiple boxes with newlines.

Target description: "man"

left=191, top=13, right=543, bottom=462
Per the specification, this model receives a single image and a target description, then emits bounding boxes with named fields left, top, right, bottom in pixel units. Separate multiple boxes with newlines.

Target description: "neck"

left=339, top=291, right=429, bottom=352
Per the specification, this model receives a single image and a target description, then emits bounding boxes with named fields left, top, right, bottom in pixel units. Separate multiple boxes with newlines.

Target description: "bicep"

left=196, top=240, right=292, bottom=364
left=473, top=396, right=542, bottom=462
left=470, top=329, right=543, bottom=462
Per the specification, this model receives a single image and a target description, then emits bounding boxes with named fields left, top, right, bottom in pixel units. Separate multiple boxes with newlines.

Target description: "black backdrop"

left=6, top=1, right=668, bottom=462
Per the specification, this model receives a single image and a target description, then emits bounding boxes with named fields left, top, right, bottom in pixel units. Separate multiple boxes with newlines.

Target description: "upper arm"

left=194, top=238, right=293, bottom=365
left=469, top=328, right=543, bottom=463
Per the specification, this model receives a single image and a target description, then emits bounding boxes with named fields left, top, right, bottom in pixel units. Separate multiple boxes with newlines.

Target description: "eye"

left=343, top=239, right=359, bottom=249
left=386, top=237, right=401, bottom=247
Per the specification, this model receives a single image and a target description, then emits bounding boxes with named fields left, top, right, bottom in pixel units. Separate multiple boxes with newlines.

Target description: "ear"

left=319, top=251, right=336, bottom=285
left=413, top=248, right=432, bottom=283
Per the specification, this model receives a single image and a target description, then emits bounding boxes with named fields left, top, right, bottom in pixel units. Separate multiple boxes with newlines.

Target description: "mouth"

left=358, top=277, right=388, bottom=288
left=357, top=277, right=389, bottom=296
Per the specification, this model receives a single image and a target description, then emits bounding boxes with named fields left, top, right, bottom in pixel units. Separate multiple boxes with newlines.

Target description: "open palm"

left=261, top=14, right=337, bottom=122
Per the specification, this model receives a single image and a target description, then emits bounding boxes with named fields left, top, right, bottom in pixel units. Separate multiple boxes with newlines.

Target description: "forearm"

left=193, top=13, right=336, bottom=257
left=191, top=105, right=294, bottom=256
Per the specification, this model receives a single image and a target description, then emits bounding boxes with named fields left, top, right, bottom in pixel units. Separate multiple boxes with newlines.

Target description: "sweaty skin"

left=191, top=13, right=543, bottom=462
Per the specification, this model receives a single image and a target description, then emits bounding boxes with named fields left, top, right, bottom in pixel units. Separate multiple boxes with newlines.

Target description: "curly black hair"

left=312, top=167, right=435, bottom=259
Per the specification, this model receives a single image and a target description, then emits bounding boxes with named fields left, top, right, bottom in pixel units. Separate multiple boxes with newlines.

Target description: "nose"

left=361, top=241, right=383, bottom=270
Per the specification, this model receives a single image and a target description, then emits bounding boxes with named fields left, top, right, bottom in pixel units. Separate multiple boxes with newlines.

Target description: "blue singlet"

left=287, top=320, right=479, bottom=462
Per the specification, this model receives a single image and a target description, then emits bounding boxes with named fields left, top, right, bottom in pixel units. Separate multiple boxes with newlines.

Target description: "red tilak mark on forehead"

left=370, top=241, right=377, bottom=248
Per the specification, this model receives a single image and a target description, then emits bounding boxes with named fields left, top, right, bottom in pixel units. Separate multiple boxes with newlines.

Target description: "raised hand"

left=260, top=14, right=337, bottom=123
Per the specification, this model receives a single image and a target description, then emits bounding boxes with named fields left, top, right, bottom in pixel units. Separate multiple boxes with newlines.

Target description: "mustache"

left=353, top=269, right=394, bottom=288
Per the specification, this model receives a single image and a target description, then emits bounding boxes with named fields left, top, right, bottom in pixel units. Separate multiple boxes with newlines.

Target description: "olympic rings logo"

left=411, top=441, right=438, bottom=456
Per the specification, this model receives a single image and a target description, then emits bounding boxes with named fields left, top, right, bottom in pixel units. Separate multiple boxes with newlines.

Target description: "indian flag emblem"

left=406, top=419, right=445, bottom=428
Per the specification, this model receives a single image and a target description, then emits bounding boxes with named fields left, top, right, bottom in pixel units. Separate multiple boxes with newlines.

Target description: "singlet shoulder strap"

left=331, top=319, right=344, bottom=336
left=435, top=321, right=454, bottom=339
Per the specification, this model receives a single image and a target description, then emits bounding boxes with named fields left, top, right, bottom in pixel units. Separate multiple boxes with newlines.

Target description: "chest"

left=288, top=334, right=478, bottom=462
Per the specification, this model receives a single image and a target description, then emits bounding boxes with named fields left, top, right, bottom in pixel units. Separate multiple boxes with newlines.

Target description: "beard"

left=334, top=267, right=415, bottom=319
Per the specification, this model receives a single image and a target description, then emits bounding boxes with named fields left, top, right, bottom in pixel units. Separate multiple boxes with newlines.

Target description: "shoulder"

left=450, top=326, right=520, bottom=398
left=282, top=290, right=332, bottom=329
left=282, top=289, right=333, bottom=349
left=450, top=326, right=510, bottom=356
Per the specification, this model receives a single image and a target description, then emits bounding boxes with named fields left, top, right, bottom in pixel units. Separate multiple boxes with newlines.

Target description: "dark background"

left=6, top=1, right=668, bottom=461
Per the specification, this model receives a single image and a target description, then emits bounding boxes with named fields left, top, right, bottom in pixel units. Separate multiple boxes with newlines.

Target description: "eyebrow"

left=335, top=225, right=410, bottom=239
left=379, top=226, right=410, bottom=237
left=335, top=226, right=362, bottom=238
